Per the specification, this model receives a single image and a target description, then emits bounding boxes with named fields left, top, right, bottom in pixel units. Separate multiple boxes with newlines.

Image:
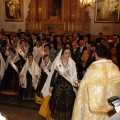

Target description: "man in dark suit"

left=112, top=34, right=120, bottom=54
left=83, top=35, right=89, bottom=47
left=29, top=34, right=37, bottom=52
left=84, top=41, right=97, bottom=71
left=96, top=32, right=103, bottom=45
left=17, top=29, right=23, bottom=39
left=74, top=39, right=87, bottom=80
left=73, top=33, right=83, bottom=45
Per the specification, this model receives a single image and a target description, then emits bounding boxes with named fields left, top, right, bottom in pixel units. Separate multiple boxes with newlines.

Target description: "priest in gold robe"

left=72, top=45, right=120, bottom=120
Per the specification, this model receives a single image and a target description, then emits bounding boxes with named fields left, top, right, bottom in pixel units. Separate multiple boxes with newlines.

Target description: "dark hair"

left=49, top=35, right=54, bottom=38
left=18, top=29, right=21, bottom=31
left=99, top=32, right=103, bottom=35
left=36, top=39, right=42, bottom=46
left=19, top=40, right=25, bottom=44
left=110, top=46, right=117, bottom=53
left=95, top=45, right=108, bottom=58
left=44, top=44, right=49, bottom=48
left=10, top=48, right=16, bottom=54
left=1, top=40, right=7, bottom=47
left=61, top=47, right=70, bottom=55
left=49, top=42, right=55, bottom=49
left=112, top=34, right=118, bottom=37
left=43, top=54, right=49, bottom=60
left=83, top=35, right=88, bottom=39
left=27, top=53, right=33, bottom=58
left=89, top=41, right=97, bottom=47
left=32, top=33, right=37, bottom=37
left=65, top=42, right=73, bottom=51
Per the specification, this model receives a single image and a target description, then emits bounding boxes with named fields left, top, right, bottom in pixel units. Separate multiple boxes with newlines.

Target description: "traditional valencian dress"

left=35, top=60, right=52, bottom=104
left=0, top=54, right=20, bottom=95
left=17, top=46, right=27, bottom=68
left=19, top=59, right=41, bottom=100
left=0, top=53, right=6, bottom=86
left=17, top=43, right=28, bottom=98
left=39, top=50, right=78, bottom=120
left=72, top=59, right=120, bottom=120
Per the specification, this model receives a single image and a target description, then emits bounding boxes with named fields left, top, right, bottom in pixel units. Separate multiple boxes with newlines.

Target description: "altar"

left=26, top=0, right=91, bottom=35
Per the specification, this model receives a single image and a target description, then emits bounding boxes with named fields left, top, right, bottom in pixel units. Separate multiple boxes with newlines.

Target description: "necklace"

left=62, top=60, right=68, bottom=68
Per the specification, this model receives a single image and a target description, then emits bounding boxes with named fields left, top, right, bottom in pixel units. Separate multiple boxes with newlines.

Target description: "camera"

left=107, top=96, right=120, bottom=120
left=108, top=96, right=120, bottom=113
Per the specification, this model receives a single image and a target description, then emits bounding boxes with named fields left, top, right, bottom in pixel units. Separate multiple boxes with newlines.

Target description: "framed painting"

left=4, top=0, right=23, bottom=22
left=95, top=0, right=120, bottom=23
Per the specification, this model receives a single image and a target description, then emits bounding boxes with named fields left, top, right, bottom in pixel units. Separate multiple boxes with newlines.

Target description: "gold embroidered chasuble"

left=72, top=59, right=120, bottom=120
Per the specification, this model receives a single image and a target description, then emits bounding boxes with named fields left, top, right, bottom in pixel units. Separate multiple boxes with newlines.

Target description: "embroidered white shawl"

left=6, top=54, right=20, bottom=73
left=20, top=59, right=41, bottom=90
left=41, top=49, right=78, bottom=97
left=40, top=61, right=52, bottom=75
left=17, top=47, right=27, bottom=61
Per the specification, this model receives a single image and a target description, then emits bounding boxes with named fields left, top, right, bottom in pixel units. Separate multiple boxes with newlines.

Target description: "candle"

left=36, top=22, right=37, bottom=30
left=72, top=22, right=73, bottom=31
left=64, top=22, right=65, bottom=31
left=33, top=22, right=34, bottom=30
left=68, top=22, right=69, bottom=31
left=40, top=22, right=41, bottom=30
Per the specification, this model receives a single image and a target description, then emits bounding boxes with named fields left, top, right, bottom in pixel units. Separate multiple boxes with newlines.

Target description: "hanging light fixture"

left=79, top=0, right=96, bottom=9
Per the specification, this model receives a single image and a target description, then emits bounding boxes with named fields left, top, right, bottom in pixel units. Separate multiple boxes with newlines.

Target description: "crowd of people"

left=0, top=28, right=120, bottom=120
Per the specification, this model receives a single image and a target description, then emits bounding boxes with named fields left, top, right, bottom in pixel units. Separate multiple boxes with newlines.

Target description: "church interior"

left=0, top=0, right=120, bottom=37
left=0, top=0, right=120, bottom=120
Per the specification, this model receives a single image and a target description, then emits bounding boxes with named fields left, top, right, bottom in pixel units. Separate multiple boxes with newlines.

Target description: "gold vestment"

left=72, top=59, right=120, bottom=120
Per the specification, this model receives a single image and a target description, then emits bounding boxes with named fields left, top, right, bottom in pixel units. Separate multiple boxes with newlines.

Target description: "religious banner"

left=95, top=0, right=120, bottom=23
left=4, top=0, right=23, bottom=22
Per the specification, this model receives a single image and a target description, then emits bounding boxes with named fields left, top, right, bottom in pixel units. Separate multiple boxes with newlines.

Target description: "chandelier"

left=79, top=0, right=96, bottom=9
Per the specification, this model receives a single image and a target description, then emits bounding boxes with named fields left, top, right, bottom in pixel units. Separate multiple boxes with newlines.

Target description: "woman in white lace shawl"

left=0, top=48, right=21, bottom=95
left=36, top=54, right=52, bottom=104
left=19, top=53, right=41, bottom=100
left=39, top=47, right=78, bottom=120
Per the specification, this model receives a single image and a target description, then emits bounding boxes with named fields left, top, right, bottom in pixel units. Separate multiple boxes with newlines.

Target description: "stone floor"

left=0, top=93, right=45, bottom=120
